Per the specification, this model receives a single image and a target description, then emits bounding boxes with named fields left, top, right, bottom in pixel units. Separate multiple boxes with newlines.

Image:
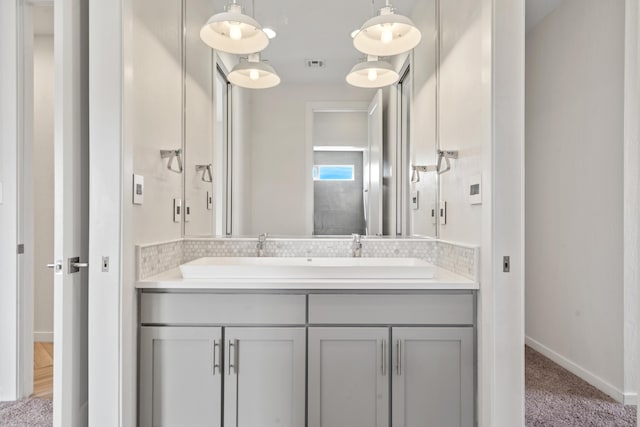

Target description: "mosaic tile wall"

left=136, top=239, right=184, bottom=280
left=137, top=238, right=479, bottom=281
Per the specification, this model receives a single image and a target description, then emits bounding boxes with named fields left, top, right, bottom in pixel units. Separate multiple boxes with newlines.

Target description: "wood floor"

left=33, top=342, right=53, bottom=400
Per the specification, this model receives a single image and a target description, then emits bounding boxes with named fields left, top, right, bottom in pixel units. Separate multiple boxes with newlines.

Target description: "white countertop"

left=136, top=267, right=478, bottom=290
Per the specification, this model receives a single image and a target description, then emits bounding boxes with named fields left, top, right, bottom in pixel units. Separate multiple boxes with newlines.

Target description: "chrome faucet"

left=257, top=233, right=268, bottom=257
left=351, top=233, right=362, bottom=258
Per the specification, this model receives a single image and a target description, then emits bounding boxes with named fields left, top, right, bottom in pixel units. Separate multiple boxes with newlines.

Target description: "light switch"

left=132, top=174, right=144, bottom=205
left=469, top=174, right=482, bottom=205
left=411, top=191, right=419, bottom=210
left=439, top=200, right=447, bottom=225
left=173, top=198, right=182, bottom=223
left=206, top=191, right=213, bottom=210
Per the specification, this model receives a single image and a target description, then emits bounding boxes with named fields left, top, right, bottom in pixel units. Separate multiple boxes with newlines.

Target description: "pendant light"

left=200, top=1, right=269, bottom=55
left=353, top=1, right=422, bottom=57
left=346, top=56, right=399, bottom=88
left=228, top=54, right=281, bottom=89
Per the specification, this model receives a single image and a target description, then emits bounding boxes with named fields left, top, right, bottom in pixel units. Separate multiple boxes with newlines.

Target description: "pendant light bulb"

left=249, top=69, right=260, bottom=81
left=229, top=23, right=243, bottom=40
left=380, top=25, right=393, bottom=44
left=368, top=69, right=378, bottom=81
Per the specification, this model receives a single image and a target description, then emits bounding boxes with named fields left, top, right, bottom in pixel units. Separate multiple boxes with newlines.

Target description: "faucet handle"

left=258, top=232, right=268, bottom=242
left=352, top=233, right=361, bottom=243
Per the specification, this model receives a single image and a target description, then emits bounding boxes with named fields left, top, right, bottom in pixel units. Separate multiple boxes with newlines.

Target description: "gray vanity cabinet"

left=139, top=326, right=222, bottom=427
left=391, top=327, right=474, bottom=427
left=223, top=328, right=306, bottom=427
left=307, top=327, right=390, bottom=427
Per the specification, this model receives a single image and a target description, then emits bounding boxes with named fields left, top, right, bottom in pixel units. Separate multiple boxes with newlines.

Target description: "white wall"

left=130, top=0, right=184, bottom=244
left=248, top=83, right=373, bottom=235
left=313, top=112, right=368, bottom=147
left=525, top=0, right=628, bottom=401
left=33, top=35, right=55, bottom=342
left=438, top=0, right=486, bottom=245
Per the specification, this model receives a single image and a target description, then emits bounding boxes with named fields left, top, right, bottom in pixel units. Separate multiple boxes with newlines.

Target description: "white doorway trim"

left=0, top=0, right=21, bottom=402
left=304, top=101, right=369, bottom=235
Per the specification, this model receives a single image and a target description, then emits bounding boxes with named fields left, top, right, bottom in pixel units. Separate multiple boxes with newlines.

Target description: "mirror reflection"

left=178, top=0, right=438, bottom=238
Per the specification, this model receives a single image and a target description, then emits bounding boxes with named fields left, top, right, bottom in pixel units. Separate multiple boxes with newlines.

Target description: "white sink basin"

left=179, top=257, right=436, bottom=280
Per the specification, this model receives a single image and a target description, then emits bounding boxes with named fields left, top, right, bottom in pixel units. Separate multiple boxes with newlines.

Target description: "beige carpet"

left=526, top=345, right=637, bottom=426
left=0, top=398, right=52, bottom=427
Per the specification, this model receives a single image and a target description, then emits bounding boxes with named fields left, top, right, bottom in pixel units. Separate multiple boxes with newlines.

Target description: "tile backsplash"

left=137, top=237, right=479, bottom=282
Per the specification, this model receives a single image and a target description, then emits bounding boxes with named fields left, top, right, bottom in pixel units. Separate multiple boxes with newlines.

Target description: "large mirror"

left=181, top=0, right=438, bottom=238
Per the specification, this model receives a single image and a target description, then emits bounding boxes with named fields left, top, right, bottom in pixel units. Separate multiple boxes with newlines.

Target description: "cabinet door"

left=139, top=326, right=222, bottom=427
left=308, top=327, right=389, bottom=427
left=392, top=327, right=474, bottom=427
left=224, top=328, right=306, bottom=427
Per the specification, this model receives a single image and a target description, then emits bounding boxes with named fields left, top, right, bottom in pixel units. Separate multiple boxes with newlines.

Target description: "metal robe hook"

left=160, top=149, right=183, bottom=173
left=195, top=164, right=213, bottom=183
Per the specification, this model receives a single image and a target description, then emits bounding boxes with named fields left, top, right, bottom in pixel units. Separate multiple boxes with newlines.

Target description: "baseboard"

left=33, top=332, right=53, bottom=342
left=525, top=336, right=635, bottom=405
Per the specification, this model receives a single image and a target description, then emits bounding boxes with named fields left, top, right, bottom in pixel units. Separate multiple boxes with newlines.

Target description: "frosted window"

left=312, top=165, right=355, bottom=181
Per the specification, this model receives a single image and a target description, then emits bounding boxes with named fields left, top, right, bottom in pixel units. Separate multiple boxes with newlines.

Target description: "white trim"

left=34, top=332, right=54, bottom=343
left=0, top=0, right=20, bottom=402
left=623, top=0, right=639, bottom=407
left=526, top=336, right=633, bottom=404
left=89, top=0, right=124, bottom=424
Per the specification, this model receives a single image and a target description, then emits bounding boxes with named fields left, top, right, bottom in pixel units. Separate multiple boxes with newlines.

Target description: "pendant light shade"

left=353, top=5, right=422, bottom=57
left=228, top=54, right=281, bottom=89
left=346, top=56, right=399, bottom=88
left=200, top=3, right=269, bottom=55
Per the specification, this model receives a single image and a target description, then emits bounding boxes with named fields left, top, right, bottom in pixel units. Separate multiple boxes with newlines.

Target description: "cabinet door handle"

left=381, top=339, right=387, bottom=376
left=228, top=339, right=239, bottom=375
left=396, top=339, right=402, bottom=376
left=212, top=340, right=220, bottom=375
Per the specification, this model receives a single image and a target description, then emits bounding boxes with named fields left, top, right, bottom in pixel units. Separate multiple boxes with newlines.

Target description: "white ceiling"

left=210, top=0, right=418, bottom=84
left=525, top=0, right=563, bottom=32
left=33, top=5, right=54, bottom=37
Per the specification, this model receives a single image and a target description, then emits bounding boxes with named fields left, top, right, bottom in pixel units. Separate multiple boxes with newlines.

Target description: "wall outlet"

left=173, top=198, right=182, bottom=223
left=439, top=200, right=447, bottom=225
left=132, top=174, right=144, bottom=205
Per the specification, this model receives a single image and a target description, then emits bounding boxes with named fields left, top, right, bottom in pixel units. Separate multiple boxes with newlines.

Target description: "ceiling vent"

left=305, top=59, right=326, bottom=69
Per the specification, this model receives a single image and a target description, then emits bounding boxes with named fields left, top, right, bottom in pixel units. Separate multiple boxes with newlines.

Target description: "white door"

left=52, top=0, right=89, bottom=424
left=367, top=90, right=383, bottom=236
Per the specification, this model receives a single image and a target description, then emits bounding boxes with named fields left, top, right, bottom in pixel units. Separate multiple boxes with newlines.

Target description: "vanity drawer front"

left=141, top=293, right=306, bottom=325
left=308, top=293, right=474, bottom=325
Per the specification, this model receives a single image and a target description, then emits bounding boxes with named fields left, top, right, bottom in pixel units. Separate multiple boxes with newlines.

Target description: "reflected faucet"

left=351, top=234, right=362, bottom=258
left=257, top=233, right=268, bottom=257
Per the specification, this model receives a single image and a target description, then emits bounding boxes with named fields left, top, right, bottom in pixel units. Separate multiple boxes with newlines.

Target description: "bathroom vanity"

left=136, top=256, right=477, bottom=427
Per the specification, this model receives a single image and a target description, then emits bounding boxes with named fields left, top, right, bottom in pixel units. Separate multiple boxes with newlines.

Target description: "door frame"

left=305, top=101, right=369, bottom=235
left=17, top=0, right=55, bottom=400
